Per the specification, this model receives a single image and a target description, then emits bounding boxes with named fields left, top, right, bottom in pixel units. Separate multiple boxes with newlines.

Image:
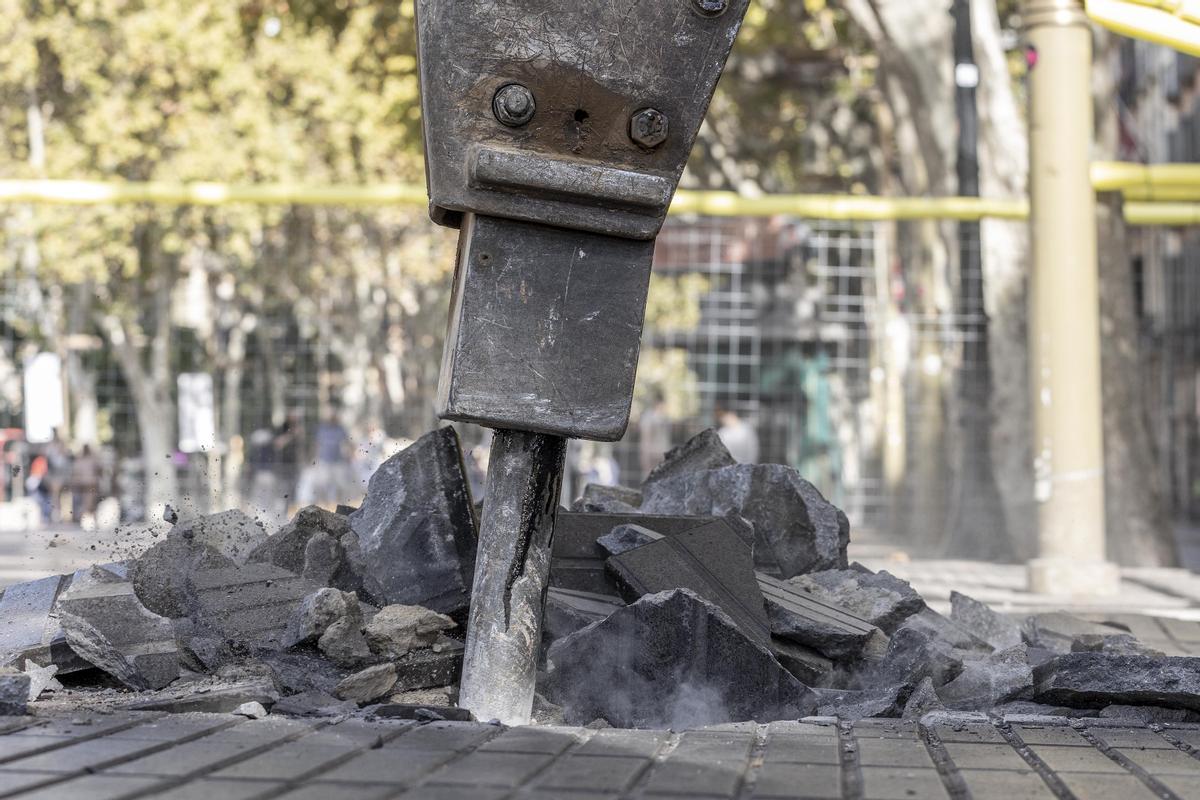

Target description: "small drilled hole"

left=573, top=109, right=590, bottom=123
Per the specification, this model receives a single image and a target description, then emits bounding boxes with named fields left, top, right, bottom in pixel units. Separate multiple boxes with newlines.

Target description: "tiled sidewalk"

left=0, top=711, right=1197, bottom=799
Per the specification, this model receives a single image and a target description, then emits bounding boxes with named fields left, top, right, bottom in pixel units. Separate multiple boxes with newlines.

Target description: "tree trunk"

left=1092, top=31, right=1178, bottom=566
left=99, top=313, right=178, bottom=521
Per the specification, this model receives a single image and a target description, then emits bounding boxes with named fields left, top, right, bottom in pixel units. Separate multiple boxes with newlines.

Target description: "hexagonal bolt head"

left=493, top=84, right=536, bottom=127
left=692, top=0, right=729, bottom=16
left=630, top=108, right=669, bottom=149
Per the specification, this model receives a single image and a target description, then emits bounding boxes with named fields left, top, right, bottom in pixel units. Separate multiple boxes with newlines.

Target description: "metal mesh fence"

left=5, top=207, right=1190, bottom=549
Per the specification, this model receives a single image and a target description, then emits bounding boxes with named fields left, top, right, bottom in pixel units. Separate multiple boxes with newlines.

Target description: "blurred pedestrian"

left=26, top=454, right=51, bottom=522
left=43, top=429, right=70, bottom=522
left=273, top=410, right=303, bottom=509
left=638, top=393, right=671, bottom=476
left=715, top=403, right=759, bottom=464
left=69, top=444, right=100, bottom=523
left=313, top=409, right=350, bottom=506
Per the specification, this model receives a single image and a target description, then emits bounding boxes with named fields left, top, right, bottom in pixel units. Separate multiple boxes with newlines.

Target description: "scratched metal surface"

left=415, top=0, right=751, bottom=239
left=437, top=214, right=653, bottom=440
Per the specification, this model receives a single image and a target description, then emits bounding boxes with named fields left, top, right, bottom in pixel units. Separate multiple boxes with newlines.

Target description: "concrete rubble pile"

left=3, top=426, right=1200, bottom=731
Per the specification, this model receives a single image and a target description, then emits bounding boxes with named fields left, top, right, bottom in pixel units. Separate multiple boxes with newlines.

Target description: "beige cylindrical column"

left=1023, top=0, right=1119, bottom=595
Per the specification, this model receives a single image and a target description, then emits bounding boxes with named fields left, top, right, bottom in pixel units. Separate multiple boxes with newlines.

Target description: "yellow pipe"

left=0, top=179, right=430, bottom=207
left=0, top=178, right=1197, bottom=225
left=1086, top=0, right=1200, bottom=57
left=669, top=191, right=1030, bottom=221
left=1124, top=201, right=1200, bottom=224
left=1091, top=161, right=1200, bottom=190
left=0, top=179, right=1029, bottom=221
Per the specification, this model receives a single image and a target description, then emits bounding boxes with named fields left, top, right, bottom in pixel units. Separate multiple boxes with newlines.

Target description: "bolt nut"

left=630, top=108, right=669, bottom=149
left=493, top=84, right=536, bottom=127
left=692, top=0, right=729, bottom=17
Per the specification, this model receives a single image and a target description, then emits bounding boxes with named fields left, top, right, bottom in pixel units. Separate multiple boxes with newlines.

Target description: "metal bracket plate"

left=415, top=0, right=750, bottom=240
left=437, top=214, right=654, bottom=440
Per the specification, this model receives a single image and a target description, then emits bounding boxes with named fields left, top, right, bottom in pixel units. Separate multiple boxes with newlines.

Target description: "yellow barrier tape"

left=1087, top=0, right=1200, bottom=57
left=0, top=177, right=1197, bottom=225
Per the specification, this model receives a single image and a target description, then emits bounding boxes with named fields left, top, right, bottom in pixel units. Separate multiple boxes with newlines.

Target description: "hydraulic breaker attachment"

left=415, top=0, right=750, bottom=724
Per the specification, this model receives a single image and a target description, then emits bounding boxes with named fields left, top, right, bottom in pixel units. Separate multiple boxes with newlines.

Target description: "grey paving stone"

left=1009, top=724, right=1091, bottom=746
left=1116, top=746, right=1200, bottom=774
left=956, top=769, right=1056, bottom=799
left=851, top=720, right=921, bottom=740
left=391, top=786, right=509, bottom=800
left=940, top=742, right=1037, bottom=771
left=1159, top=773, right=1200, bottom=798
left=0, top=771, right=62, bottom=795
left=855, top=737, right=936, bottom=768
left=317, top=719, right=413, bottom=748
left=3, top=735, right=165, bottom=772
left=383, top=721, right=500, bottom=752
left=530, top=754, right=650, bottom=792
left=150, top=778, right=287, bottom=799
left=638, top=759, right=747, bottom=798
left=1168, top=728, right=1200, bottom=748
left=12, top=711, right=160, bottom=738
left=749, top=762, right=840, bottom=798
left=8, top=773, right=162, bottom=800
left=0, top=735, right=77, bottom=761
left=859, top=766, right=949, bottom=799
left=761, top=738, right=841, bottom=765
left=476, top=726, right=581, bottom=754
left=1053, top=772, right=1160, bottom=800
left=927, top=721, right=1007, bottom=744
left=423, top=750, right=557, bottom=788
left=315, top=749, right=454, bottom=785
left=573, top=729, right=670, bottom=757
left=1026, top=744, right=1127, bottom=773
left=211, top=743, right=360, bottom=780
left=276, top=783, right=397, bottom=800
left=1087, top=727, right=1178, bottom=749
left=102, top=740, right=254, bottom=776
left=102, top=712, right=240, bottom=741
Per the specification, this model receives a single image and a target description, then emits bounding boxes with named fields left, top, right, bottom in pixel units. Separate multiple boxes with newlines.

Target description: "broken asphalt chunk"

left=56, top=566, right=180, bottom=690
left=571, top=483, right=643, bottom=513
left=545, top=588, right=816, bottom=728
left=640, top=462, right=849, bottom=577
left=188, top=562, right=324, bottom=652
left=815, top=684, right=904, bottom=720
left=1022, top=612, right=1127, bottom=654
left=770, top=637, right=833, bottom=686
left=0, top=574, right=85, bottom=674
left=596, top=524, right=662, bottom=558
left=0, top=669, right=30, bottom=715
left=170, top=509, right=268, bottom=565
left=550, top=512, right=750, bottom=594
left=393, top=638, right=464, bottom=691
left=1033, top=653, right=1200, bottom=712
left=544, top=588, right=624, bottom=643
left=346, top=427, right=478, bottom=613
left=759, top=574, right=887, bottom=661
left=123, top=675, right=280, bottom=713
left=364, top=605, right=456, bottom=660
left=247, top=505, right=361, bottom=594
left=937, top=645, right=1034, bottom=710
left=130, top=538, right=236, bottom=618
left=606, top=522, right=771, bottom=647
left=335, top=663, right=398, bottom=704
left=641, top=428, right=736, bottom=490
left=790, top=567, right=926, bottom=635
left=948, top=591, right=1022, bottom=651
